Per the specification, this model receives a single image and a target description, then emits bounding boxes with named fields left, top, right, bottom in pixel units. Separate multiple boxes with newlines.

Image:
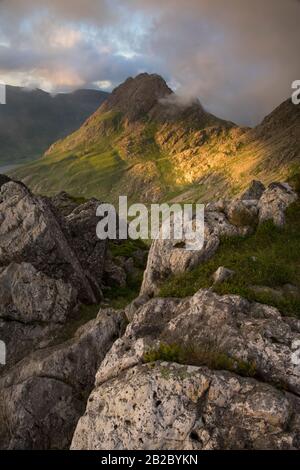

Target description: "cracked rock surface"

left=95, top=290, right=300, bottom=394
left=0, top=309, right=125, bottom=449
left=72, top=363, right=300, bottom=450
left=72, top=287, right=300, bottom=450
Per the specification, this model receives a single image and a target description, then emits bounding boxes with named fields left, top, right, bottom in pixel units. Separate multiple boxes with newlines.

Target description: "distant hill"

left=0, top=85, right=109, bottom=167
left=10, top=73, right=300, bottom=203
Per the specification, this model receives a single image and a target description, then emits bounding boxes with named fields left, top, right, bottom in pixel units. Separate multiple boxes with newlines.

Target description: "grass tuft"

left=143, top=342, right=257, bottom=378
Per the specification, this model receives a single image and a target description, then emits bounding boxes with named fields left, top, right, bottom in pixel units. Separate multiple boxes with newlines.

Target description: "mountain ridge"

left=10, top=73, right=300, bottom=203
left=0, top=85, right=109, bottom=167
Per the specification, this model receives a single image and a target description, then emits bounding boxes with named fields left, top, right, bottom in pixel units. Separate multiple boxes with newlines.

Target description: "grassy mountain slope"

left=0, top=86, right=109, bottom=167
left=11, top=74, right=300, bottom=203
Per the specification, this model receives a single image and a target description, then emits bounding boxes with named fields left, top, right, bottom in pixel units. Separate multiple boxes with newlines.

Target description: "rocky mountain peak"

left=101, top=73, right=173, bottom=122
left=248, top=98, right=300, bottom=141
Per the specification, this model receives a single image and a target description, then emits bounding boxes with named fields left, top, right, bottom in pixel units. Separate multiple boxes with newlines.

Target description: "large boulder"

left=0, top=181, right=109, bottom=372
left=71, top=363, right=300, bottom=450
left=0, top=181, right=104, bottom=303
left=64, top=199, right=107, bottom=298
left=258, top=183, right=297, bottom=226
left=71, top=289, right=300, bottom=450
left=0, top=319, right=61, bottom=371
left=0, top=308, right=125, bottom=449
left=0, top=262, right=77, bottom=369
left=95, top=290, right=300, bottom=395
left=141, top=211, right=249, bottom=296
left=0, top=262, right=76, bottom=324
left=241, top=180, right=265, bottom=201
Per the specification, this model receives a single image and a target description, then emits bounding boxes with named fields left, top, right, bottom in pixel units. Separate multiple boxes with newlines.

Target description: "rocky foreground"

left=0, top=175, right=300, bottom=450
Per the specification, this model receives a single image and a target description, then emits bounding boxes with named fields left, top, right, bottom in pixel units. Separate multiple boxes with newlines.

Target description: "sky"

left=0, top=0, right=299, bottom=125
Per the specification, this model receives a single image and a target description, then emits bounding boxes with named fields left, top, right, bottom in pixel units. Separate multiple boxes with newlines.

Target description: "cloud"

left=132, top=0, right=300, bottom=124
left=0, top=0, right=299, bottom=125
left=0, top=1, right=158, bottom=91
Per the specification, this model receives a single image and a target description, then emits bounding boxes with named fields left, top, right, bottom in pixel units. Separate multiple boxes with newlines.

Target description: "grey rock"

left=0, top=319, right=61, bottom=371
left=0, top=375, right=84, bottom=450
left=95, top=290, right=300, bottom=395
left=212, top=266, right=235, bottom=284
left=1, top=177, right=299, bottom=451
left=65, top=199, right=108, bottom=299
left=0, top=183, right=110, bottom=376
left=0, top=308, right=125, bottom=449
left=125, top=293, right=151, bottom=322
left=0, top=181, right=100, bottom=303
left=141, top=210, right=249, bottom=296
left=0, top=262, right=76, bottom=324
left=241, top=180, right=266, bottom=201
left=50, top=191, right=78, bottom=216
left=225, top=199, right=258, bottom=227
left=258, top=182, right=297, bottom=226
left=71, top=363, right=300, bottom=450
left=72, top=288, right=300, bottom=450
left=0, top=262, right=77, bottom=371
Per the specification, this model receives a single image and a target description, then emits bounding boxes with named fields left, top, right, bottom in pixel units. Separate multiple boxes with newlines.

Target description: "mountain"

left=11, top=73, right=300, bottom=203
left=166, top=97, right=300, bottom=202
left=10, top=73, right=236, bottom=202
left=0, top=85, right=109, bottom=168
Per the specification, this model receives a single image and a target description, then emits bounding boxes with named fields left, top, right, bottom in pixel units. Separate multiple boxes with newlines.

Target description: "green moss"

left=144, top=342, right=257, bottom=378
left=159, top=201, right=300, bottom=317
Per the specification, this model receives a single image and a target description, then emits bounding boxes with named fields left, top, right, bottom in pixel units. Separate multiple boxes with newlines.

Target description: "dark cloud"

left=0, top=0, right=299, bottom=125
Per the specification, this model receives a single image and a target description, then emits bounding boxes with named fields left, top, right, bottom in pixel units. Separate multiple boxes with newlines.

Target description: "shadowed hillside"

left=0, top=85, right=109, bottom=167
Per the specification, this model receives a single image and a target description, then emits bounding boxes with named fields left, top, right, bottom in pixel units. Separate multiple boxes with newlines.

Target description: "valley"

left=0, top=85, right=109, bottom=168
